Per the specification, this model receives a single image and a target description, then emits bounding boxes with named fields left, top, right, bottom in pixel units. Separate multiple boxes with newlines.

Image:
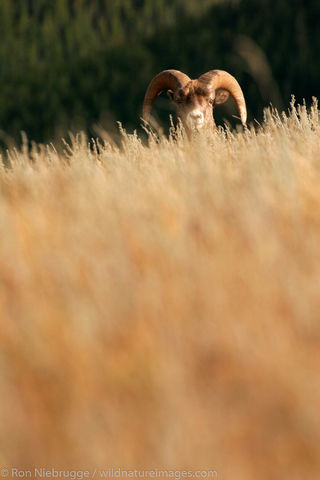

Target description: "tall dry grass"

left=1, top=100, right=320, bottom=480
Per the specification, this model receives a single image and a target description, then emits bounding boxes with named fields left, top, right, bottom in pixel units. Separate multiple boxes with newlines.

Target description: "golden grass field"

left=1, top=101, right=320, bottom=480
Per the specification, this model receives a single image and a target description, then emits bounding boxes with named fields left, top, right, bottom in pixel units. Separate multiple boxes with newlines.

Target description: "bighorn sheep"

left=143, top=69, right=247, bottom=133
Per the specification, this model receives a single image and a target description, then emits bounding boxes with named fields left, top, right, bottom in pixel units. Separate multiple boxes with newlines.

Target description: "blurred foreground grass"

left=1, top=102, right=320, bottom=479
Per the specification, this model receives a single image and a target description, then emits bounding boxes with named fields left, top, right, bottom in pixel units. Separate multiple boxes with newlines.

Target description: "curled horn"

left=142, top=69, right=191, bottom=122
left=198, top=70, right=247, bottom=125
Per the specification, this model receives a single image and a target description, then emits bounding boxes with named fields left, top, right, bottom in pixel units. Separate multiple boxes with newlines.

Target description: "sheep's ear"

left=214, top=88, right=230, bottom=105
left=167, top=89, right=174, bottom=101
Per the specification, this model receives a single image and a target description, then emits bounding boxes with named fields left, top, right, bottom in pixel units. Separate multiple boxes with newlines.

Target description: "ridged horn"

left=198, top=70, right=247, bottom=125
left=142, top=69, right=191, bottom=122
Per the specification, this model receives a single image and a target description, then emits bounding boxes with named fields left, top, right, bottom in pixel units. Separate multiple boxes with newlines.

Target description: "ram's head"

left=143, top=69, right=247, bottom=133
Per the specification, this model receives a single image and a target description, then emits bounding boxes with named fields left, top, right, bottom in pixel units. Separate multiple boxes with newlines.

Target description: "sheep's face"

left=143, top=69, right=246, bottom=133
left=168, top=81, right=214, bottom=131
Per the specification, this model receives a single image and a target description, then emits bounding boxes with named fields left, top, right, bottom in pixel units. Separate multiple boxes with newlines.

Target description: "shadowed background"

left=0, top=0, right=319, bottom=143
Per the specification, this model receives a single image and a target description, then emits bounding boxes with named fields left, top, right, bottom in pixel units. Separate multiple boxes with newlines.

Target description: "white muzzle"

left=187, top=110, right=204, bottom=130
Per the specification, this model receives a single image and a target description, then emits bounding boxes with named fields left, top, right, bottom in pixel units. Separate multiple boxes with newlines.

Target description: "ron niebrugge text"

left=1, top=468, right=218, bottom=479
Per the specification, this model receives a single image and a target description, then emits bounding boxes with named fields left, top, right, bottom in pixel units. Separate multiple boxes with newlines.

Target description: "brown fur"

left=174, top=81, right=211, bottom=103
left=170, top=80, right=216, bottom=133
